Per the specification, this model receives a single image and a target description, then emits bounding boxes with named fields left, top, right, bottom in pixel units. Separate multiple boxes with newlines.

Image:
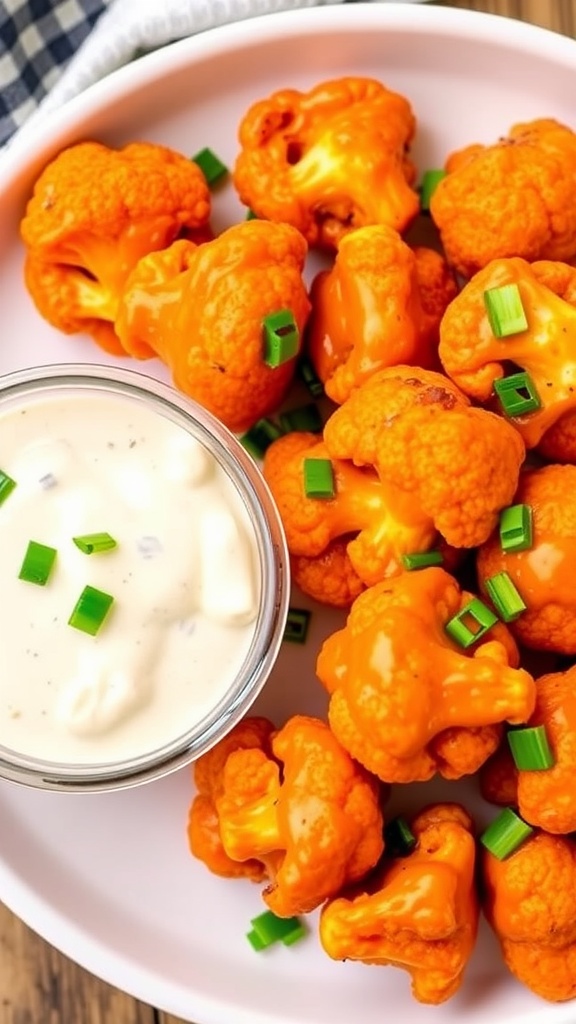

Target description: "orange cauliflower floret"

left=233, top=76, right=419, bottom=250
left=439, top=257, right=576, bottom=452
left=477, top=465, right=576, bottom=654
left=482, top=830, right=576, bottom=1002
left=189, top=715, right=384, bottom=917
left=430, top=119, right=576, bottom=278
left=115, top=221, right=311, bottom=432
left=320, top=804, right=479, bottom=1004
left=187, top=716, right=274, bottom=881
left=316, top=567, right=535, bottom=784
left=480, top=666, right=576, bottom=835
left=290, top=537, right=366, bottom=609
left=20, top=140, right=211, bottom=355
left=306, top=224, right=457, bottom=404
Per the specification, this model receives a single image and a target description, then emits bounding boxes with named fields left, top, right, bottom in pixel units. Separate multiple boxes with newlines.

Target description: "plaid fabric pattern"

left=0, top=0, right=111, bottom=145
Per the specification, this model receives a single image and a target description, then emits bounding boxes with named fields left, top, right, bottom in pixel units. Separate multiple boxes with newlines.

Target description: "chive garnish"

left=445, top=597, right=498, bottom=649
left=303, top=458, right=335, bottom=499
left=247, top=910, right=307, bottom=951
left=191, top=147, right=228, bottom=185
left=263, top=310, right=300, bottom=368
left=0, top=470, right=16, bottom=506
left=73, top=532, right=117, bottom=554
left=384, top=816, right=417, bottom=857
left=402, top=550, right=444, bottom=571
left=485, top=571, right=526, bottom=622
left=279, top=403, right=323, bottom=434
left=283, top=607, right=311, bottom=645
left=507, top=725, right=555, bottom=771
left=18, top=540, right=57, bottom=586
left=494, top=372, right=541, bottom=417
left=245, top=207, right=258, bottom=221
left=297, top=358, right=324, bottom=399
left=480, top=808, right=533, bottom=860
left=240, top=418, right=283, bottom=460
left=499, top=504, right=533, bottom=553
left=68, top=586, right=114, bottom=636
left=484, top=283, right=528, bottom=338
left=419, top=169, right=446, bottom=211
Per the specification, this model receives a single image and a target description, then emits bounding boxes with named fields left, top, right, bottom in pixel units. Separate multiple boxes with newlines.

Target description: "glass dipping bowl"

left=0, top=363, right=289, bottom=792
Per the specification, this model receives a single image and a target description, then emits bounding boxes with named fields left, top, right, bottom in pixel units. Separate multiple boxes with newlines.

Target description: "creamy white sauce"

left=0, top=393, right=260, bottom=764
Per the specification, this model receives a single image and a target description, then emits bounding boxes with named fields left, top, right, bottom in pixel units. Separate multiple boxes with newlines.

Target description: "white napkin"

left=28, top=0, right=426, bottom=123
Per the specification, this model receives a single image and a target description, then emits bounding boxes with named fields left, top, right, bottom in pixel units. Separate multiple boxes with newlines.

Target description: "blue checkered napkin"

left=0, top=0, right=110, bottom=146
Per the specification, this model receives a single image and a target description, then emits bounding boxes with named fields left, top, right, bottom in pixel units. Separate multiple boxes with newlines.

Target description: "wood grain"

left=0, top=1, right=574, bottom=1022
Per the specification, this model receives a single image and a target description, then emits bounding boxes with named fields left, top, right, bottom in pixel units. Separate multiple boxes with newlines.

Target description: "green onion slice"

left=303, top=457, right=335, bottom=499
left=68, top=585, right=114, bottom=636
left=499, top=504, right=533, bottom=553
left=484, top=283, right=528, bottom=338
left=247, top=910, right=307, bottom=951
left=445, top=597, right=498, bottom=649
left=18, top=540, right=57, bottom=586
left=191, top=147, right=228, bottom=185
left=384, top=816, right=417, bottom=857
left=279, top=404, right=323, bottom=434
left=0, top=470, right=16, bottom=507
left=239, top=418, right=283, bottom=460
left=419, top=169, right=446, bottom=211
left=297, top=358, right=324, bottom=398
left=283, top=607, right=311, bottom=645
left=263, top=310, right=300, bottom=368
left=73, top=532, right=117, bottom=554
left=508, top=725, right=555, bottom=771
left=494, top=372, right=541, bottom=417
left=480, top=808, right=533, bottom=860
left=245, top=207, right=258, bottom=221
left=485, top=571, right=526, bottom=622
left=402, top=550, right=444, bottom=571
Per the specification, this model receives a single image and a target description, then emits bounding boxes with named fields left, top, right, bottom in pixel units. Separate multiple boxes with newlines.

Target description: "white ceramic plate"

left=2, top=4, right=576, bottom=1022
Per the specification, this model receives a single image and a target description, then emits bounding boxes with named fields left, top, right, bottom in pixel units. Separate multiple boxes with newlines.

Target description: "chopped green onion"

left=484, top=283, right=528, bottom=338
left=297, top=357, right=324, bottom=398
left=494, top=372, right=541, bottom=417
left=191, top=147, right=228, bottom=185
left=72, top=532, right=117, bottom=554
left=508, top=725, right=555, bottom=771
left=484, top=571, right=526, bottom=622
left=303, top=458, right=335, bottom=499
left=247, top=910, right=307, bottom=951
left=419, top=169, right=446, bottom=211
left=283, top=607, right=311, bottom=645
left=240, top=418, right=283, bottom=459
left=384, top=816, right=417, bottom=857
left=245, top=207, right=258, bottom=221
left=18, top=540, right=57, bottom=586
left=263, top=310, right=300, bottom=367
left=499, top=504, right=533, bottom=553
left=445, top=597, right=498, bottom=649
left=480, top=808, right=533, bottom=860
left=0, top=470, right=16, bottom=506
left=402, top=550, right=444, bottom=571
left=68, top=585, right=114, bottom=636
left=279, top=403, right=323, bottom=434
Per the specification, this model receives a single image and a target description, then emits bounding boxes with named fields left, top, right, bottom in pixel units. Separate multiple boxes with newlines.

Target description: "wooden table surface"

left=1, top=0, right=575, bottom=1021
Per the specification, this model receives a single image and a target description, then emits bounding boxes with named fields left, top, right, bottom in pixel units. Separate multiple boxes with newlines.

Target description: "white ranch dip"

left=0, top=392, right=260, bottom=765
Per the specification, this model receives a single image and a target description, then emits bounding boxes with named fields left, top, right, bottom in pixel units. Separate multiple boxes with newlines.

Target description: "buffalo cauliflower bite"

left=477, top=464, right=576, bottom=654
left=233, top=76, right=419, bottom=250
left=320, top=804, right=479, bottom=1004
left=290, top=537, right=366, bottom=610
left=430, top=118, right=576, bottom=277
left=20, top=140, right=211, bottom=355
left=307, top=224, right=457, bottom=404
left=315, top=567, right=535, bottom=784
left=189, top=714, right=384, bottom=917
left=482, top=830, right=576, bottom=1002
left=439, top=257, right=576, bottom=452
left=480, top=665, right=576, bottom=835
left=114, top=220, right=311, bottom=432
